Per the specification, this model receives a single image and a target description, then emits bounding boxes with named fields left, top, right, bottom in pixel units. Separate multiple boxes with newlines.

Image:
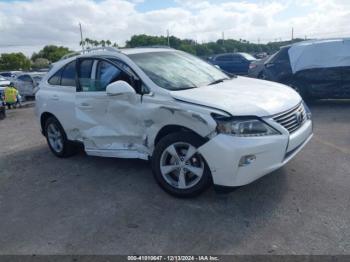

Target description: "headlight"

left=214, top=116, right=280, bottom=137
left=303, top=101, right=312, bottom=120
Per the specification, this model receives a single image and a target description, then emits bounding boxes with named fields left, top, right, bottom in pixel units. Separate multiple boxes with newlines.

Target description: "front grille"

left=273, top=103, right=307, bottom=133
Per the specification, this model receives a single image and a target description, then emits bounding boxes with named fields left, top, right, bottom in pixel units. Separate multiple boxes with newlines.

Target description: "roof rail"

left=60, top=46, right=120, bottom=60
left=136, top=45, right=173, bottom=49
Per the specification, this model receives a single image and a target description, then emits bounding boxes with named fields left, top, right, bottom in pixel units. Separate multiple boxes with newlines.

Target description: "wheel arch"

left=153, top=125, right=208, bottom=147
left=40, top=112, right=57, bottom=135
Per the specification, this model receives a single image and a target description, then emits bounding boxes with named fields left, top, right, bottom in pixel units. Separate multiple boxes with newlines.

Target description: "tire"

left=152, top=132, right=212, bottom=198
left=44, top=117, right=76, bottom=158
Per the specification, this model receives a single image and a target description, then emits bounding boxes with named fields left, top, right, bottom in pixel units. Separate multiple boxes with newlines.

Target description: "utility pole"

left=167, top=30, right=170, bottom=47
left=222, top=31, right=225, bottom=45
left=79, top=23, right=85, bottom=52
left=292, top=27, right=294, bottom=40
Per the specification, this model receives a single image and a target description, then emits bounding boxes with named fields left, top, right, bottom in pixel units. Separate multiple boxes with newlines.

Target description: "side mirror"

left=106, top=81, right=136, bottom=96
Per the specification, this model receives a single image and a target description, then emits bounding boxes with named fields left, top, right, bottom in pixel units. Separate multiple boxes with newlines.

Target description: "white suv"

left=35, top=47, right=313, bottom=197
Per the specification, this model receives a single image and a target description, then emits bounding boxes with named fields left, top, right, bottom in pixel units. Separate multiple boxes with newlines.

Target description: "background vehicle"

left=207, top=52, right=257, bottom=75
left=36, top=47, right=312, bottom=198
left=254, top=52, right=268, bottom=59
left=0, top=71, right=21, bottom=81
left=262, top=38, right=350, bottom=99
left=247, top=57, right=269, bottom=79
left=0, top=77, right=11, bottom=106
left=0, top=76, right=10, bottom=88
left=14, top=73, right=45, bottom=100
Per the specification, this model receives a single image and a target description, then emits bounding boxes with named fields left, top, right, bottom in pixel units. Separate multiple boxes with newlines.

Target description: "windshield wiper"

left=208, top=78, right=230, bottom=86
left=174, top=86, right=198, bottom=91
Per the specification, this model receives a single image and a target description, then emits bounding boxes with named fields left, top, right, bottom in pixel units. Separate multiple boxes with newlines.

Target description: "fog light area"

left=239, top=155, right=256, bottom=167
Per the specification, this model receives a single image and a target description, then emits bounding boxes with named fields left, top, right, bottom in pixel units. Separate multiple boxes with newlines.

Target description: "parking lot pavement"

left=0, top=101, right=349, bottom=255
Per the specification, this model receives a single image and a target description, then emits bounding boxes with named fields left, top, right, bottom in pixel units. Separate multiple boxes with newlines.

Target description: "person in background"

left=3, top=82, right=20, bottom=109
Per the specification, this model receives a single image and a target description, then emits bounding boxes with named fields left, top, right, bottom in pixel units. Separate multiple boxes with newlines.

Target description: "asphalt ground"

left=0, top=100, right=349, bottom=255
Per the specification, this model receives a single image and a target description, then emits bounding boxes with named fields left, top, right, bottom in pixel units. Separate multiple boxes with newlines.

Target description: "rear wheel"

left=152, top=132, right=212, bottom=198
left=44, top=117, right=76, bottom=158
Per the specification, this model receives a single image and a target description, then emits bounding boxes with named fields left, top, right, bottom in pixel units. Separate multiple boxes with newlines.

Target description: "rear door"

left=45, top=60, right=77, bottom=134
left=232, top=55, right=249, bottom=75
left=297, top=67, right=343, bottom=98
left=75, top=58, right=146, bottom=158
left=214, top=54, right=233, bottom=73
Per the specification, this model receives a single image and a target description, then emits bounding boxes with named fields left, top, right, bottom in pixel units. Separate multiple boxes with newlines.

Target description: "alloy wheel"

left=159, top=142, right=204, bottom=190
left=47, top=123, right=64, bottom=153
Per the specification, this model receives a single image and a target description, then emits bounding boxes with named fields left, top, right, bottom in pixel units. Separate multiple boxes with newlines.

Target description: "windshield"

left=239, top=53, right=257, bottom=61
left=128, top=51, right=228, bottom=91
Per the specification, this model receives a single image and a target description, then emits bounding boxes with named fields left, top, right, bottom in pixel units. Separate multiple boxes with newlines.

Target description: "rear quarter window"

left=48, top=60, right=76, bottom=86
left=48, top=69, right=63, bottom=85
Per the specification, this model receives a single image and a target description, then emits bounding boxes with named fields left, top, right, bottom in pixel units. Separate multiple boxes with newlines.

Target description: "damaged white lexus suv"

left=35, top=47, right=313, bottom=197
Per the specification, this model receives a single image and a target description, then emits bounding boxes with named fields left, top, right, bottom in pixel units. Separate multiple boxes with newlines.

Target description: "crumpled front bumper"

left=198, top=120, right=313, bottom=187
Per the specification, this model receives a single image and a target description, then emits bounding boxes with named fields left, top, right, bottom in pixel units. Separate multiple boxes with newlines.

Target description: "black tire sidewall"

left=152, top=132, right=212, bottom=198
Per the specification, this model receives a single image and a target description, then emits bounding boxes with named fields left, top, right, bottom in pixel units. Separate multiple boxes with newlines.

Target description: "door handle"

left=78, top=103, right=93, bottom=110
left=51, top=95, right=59, bottom=101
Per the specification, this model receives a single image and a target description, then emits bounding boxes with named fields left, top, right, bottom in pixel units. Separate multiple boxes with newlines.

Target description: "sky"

left=0, top=0, right=350, bottom=56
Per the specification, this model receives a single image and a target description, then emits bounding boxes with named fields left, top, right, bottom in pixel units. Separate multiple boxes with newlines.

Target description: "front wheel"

left=152, top=132, right=212, bottom=198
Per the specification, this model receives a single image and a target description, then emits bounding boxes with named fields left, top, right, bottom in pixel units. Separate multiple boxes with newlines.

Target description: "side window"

left=232, top=55, right=243, bottom=63
left=216, top=55, right=232, bottom=62
left=48, top=69, right=62, bottom=85
left=94, top=61, right=131, bottom=91
left=61, top=61, right=77, bottom=86
left=78, top=59, right=94, bottom=91
left=275, top=48, right=290, bottom=64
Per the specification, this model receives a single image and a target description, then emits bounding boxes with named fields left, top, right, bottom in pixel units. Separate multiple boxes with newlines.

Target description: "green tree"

left=32, top=58, right=50, bottom=70
left=178, top=44, right=196, bottom=54
left=0, top=53, right=31, bottom=70
left=31, top=45, right=72, bottom=63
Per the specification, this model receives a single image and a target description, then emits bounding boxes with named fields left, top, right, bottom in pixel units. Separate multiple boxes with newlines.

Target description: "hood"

left=170, top=76, right=301, bottom=117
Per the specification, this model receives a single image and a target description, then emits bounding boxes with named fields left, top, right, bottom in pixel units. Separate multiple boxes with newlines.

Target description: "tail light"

left=249, top=63, right=257, bottom=70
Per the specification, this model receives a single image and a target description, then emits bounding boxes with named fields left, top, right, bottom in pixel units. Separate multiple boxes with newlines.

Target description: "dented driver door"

left=75, top=58, right=147, bottom=159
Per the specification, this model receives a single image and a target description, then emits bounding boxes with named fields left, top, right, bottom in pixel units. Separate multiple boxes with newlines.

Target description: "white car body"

left=35, top=48, right=313, bottom=194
